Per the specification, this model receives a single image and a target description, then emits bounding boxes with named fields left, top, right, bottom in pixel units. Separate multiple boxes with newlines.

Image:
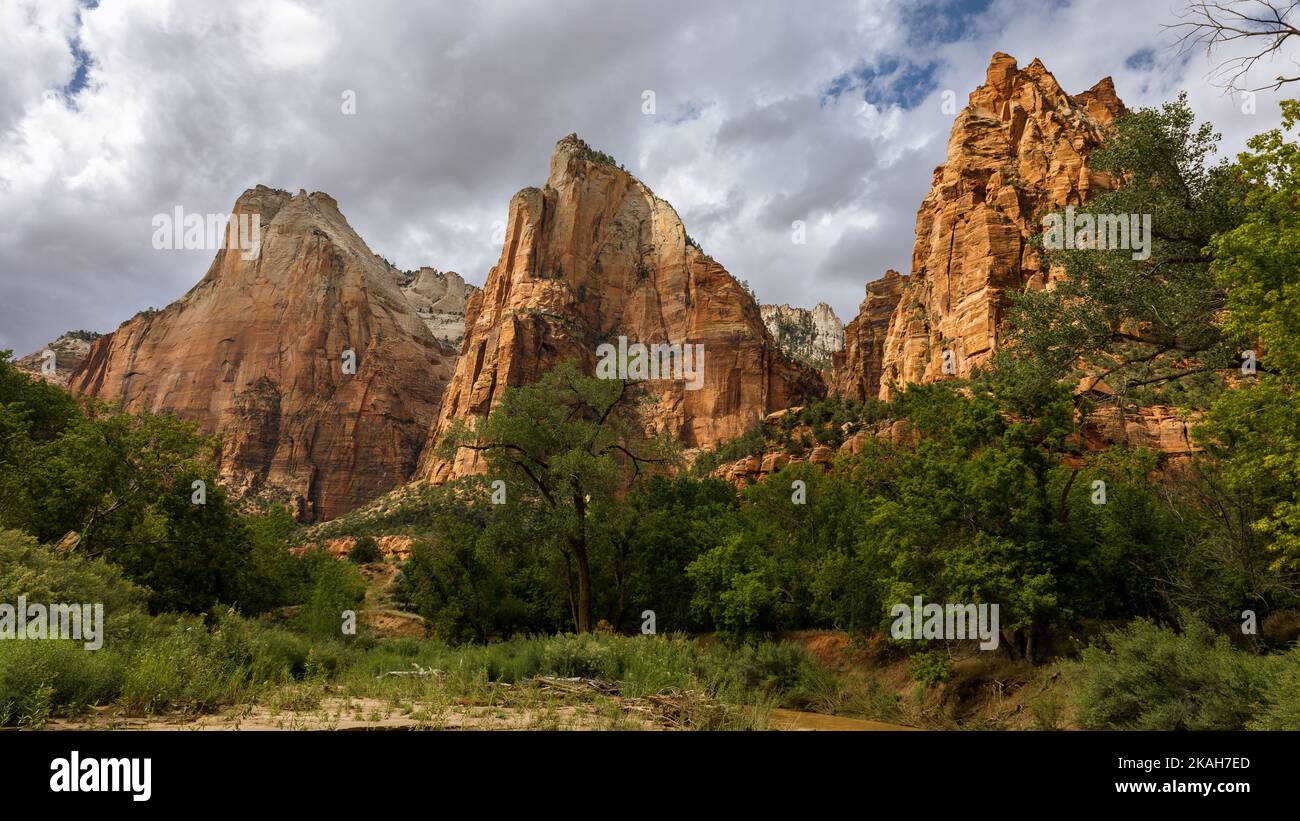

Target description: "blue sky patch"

left=1125, top=48, right=1155, bottom=71
left=60, top=0, right=99, bottom=103
left=902, top=0, right=996, bottom=46
left=822, top=58, right=940, bottom=110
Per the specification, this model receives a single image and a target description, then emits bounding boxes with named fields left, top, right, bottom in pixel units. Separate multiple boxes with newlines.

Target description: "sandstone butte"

left=833, top=51, right=1126, bottom=402
left=68, top=186, right=461, bottom=521
left=722, top=53, right=1197, bottom=487
left=417, top=133, right=824, bottom=483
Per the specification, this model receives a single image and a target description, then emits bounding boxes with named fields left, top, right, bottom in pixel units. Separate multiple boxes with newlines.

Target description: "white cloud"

left=0, top=0, right=1292, bottom=355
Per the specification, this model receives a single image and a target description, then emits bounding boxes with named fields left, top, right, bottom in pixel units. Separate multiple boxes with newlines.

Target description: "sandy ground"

left=45, top=698, right=654, bottom=731
left=44, top=700, right=919, bottom=731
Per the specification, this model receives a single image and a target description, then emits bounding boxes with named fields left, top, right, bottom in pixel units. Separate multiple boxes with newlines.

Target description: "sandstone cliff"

left=70, top=186, right=458, bottom=521
left=419, top=134, right=823, bottom=481
left=830, top=269, right=907, bottom=401
left=833, top=52, right=1125, bottom=400
left=760, top=302, right=844, bottom=371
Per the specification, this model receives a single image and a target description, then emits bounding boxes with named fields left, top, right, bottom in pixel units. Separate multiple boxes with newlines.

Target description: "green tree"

left=0, top=358, right=255, bottom=613
left=1000, top=94, right=1246, bottom=413
left=608, top=475, right=737, bottom=632
left=1201, top=99, right=1300, bottom=570
left=438, top=360, right=674, bottom=632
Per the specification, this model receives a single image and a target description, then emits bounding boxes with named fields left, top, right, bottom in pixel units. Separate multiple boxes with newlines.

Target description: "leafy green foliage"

left=347, top=535, right=382, bottom=564
left=438, top=360, right=675, bottom=632
left=294, top=551, right=367, bottom=639
left=1201, top=99, right=1300, bottom=570
left=1070, top=617, right=1276, bottom=730
left=1001, top=94, right=1246, bottom=410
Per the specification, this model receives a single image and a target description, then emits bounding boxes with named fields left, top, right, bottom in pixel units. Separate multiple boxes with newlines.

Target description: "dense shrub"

left=1070, top=618, right=1273, bottom=730
left=347, top=535, right=382, bottom=564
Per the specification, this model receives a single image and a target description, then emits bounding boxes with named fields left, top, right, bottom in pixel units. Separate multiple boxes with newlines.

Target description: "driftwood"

left=377, top=663, right=444, bottom=679
left=528, top=675, right=728, bottom=729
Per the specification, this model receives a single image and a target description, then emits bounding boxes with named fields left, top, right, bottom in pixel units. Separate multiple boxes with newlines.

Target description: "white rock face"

left=14, top=330, right=101, bottom=387
left=398, top=267, right=477, bottom=346
left=759, top=302, right=844, bottom=370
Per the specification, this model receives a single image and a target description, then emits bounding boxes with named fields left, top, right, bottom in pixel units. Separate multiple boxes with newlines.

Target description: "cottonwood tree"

left=998, top=95, right=1247, bottom=416
left=1200, top=101, right=1300, bottom=570
left=438, top=359, right=675, bottom=632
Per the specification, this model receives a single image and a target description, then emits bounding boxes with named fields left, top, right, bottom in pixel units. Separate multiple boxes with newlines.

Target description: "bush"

left=1246, top=645, right=1300, bottom=730
left=348, top=535, right=382, bottom=564
left=294, top=551, right=367, bottom=639
left=1070, top=617, right=1271, bottom=730
left=908, top=650, right=956, bottom=689
left=0, top=529, right=150, bottom=632
left=706, top=640, right=839, bottom=710
left=0, top=640, right=122, bottom=726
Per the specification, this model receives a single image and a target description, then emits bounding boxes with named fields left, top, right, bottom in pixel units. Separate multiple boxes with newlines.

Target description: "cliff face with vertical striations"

left=418, top=134, right=823, bottom=482
left=69, top=186, right=458, bottom=521
left=833, top=53, right=1126, bottom=400
left=830, top=269, right=907, bottom=401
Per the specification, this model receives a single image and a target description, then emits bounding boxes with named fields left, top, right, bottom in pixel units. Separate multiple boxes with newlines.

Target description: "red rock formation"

left=713, top=411, right=914, bottom=488
left=830, top=269, right=907, bottom=401
left=1080, top=405, right=1200, bottom=457
left=70, top=186, right=457, bottom=521
left=419, top=134, right=823, bottom=481
left=833, top=53, right=1125, bottom=400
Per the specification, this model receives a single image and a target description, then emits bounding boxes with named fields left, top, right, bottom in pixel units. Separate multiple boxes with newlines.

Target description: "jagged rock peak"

left=398, top=267, right=477, bottom=345
left=14, top=330, right=102, bottom=387
left=760, top=302, right=844, bottom=371
left=832, top=53, right=1126, bottom=401
left=418, top=134, right=823, bottom=482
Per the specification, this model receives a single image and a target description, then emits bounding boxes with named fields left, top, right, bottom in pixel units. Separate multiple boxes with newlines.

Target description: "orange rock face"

left=70, top=186, right=458, bottom=521
left=830, top=269, right=908, bottom=401
left=419, top=135, right=823, bottom=482
left=833, top=53, right=1126, bottom=400
left=1080, top=405, right=1201, bottom=457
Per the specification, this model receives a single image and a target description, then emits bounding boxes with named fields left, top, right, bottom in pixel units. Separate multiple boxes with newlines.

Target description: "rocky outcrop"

left=760, top=302, right=844, bottom=370
left=833, top=53, right=1125, bottom=400
left=830, top=270, right=907, bottom=401
left=397, top=267, right=477, bottom=346
left=290, top=535, right=417, bottom=561
left=69, top=186, right=458, bottom=521
left=419, top=134, right=823, bottom=482
left=1080, top=405, right=1200, bottom=457
left=713, top=411, right=915, bottom=488
left=14, top=330, right=101, bottom=387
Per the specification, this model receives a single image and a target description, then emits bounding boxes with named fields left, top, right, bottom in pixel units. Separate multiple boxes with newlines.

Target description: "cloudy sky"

left=0, top=0, right=1294, bottom=356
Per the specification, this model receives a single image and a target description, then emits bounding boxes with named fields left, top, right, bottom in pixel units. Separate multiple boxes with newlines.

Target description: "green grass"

left=0, top=606, right=841, bottom=730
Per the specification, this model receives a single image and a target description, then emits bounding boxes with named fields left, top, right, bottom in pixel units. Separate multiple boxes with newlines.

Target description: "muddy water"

left=768, top=708, right=921, bottom=731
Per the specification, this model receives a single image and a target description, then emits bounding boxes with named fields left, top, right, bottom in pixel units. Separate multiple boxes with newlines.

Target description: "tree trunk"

left=571, top=489, right=592, bottom=633
left=574, top=542, right=592, bottom=633
left=561, top=549, right=577, bottom=632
